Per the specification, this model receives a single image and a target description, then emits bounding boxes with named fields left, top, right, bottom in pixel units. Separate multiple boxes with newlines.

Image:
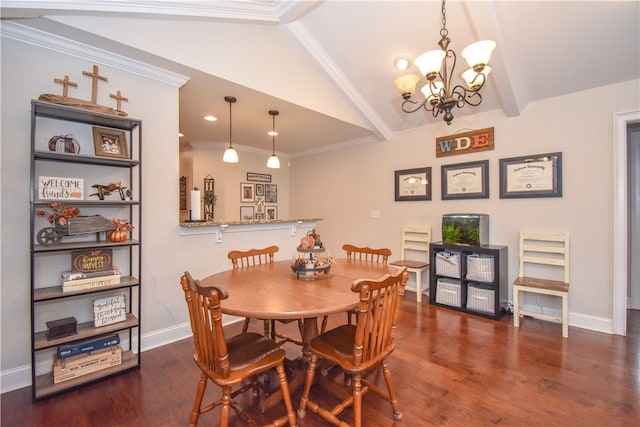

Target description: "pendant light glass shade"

left=267, top=154, right=280, bottom=169
left=223, top=96, right=238, bottom=163
left=223, top=146, right=238, bottom=163
left=267, top=110, right=280, bottom=169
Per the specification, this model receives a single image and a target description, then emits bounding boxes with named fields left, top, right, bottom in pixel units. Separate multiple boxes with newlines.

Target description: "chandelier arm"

left=401, top=98, right=431, bottom=114
left=450, top=85, right=483, bottom=108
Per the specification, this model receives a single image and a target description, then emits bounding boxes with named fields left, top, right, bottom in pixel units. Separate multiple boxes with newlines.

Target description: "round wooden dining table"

left=200, top=258, right=404, bottom=410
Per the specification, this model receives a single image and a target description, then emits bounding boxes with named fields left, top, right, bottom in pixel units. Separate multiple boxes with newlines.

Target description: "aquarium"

left=442, top=214, right=489, bottom=246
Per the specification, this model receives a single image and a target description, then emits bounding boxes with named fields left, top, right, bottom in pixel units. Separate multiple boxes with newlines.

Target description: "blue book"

left=56, top=333, right=120, bottom=359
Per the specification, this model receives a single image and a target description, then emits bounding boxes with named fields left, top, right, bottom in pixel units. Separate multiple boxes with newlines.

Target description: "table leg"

left=259, top=317, right=318, bottom=412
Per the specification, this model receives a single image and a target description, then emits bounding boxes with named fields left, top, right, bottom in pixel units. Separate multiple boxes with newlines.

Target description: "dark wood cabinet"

left=429, top=242, right=507, bottom=320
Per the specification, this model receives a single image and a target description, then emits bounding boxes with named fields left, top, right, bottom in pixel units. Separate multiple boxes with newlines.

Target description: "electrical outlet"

left=369, top=209, right=380, bottom=218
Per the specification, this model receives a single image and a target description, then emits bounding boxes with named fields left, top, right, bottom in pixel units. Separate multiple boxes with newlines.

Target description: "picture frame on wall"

left=255, top=213, right=265, bottom=220
left=499, top=152, right=562, bottom=198
left=265, top=184, right=277, bottom=203
left=92, top=126, right=128, bottom=159
left=394, top=167, right=432, bottom=201
left=441, top=160, right=489, bottom=200
left=240, top=206, right=254, bottom=221
left=240, top=182, right=254, bottom=202
left=255, top=183, right=265, bottom=197
left=266, top=206, right=277, bottom=220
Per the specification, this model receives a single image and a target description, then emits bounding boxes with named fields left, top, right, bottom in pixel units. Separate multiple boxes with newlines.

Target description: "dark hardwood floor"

left=2, top=295, right=639, bottom=426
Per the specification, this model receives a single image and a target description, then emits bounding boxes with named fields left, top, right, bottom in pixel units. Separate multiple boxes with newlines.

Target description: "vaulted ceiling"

left=2, top=1, right=639, bottom=157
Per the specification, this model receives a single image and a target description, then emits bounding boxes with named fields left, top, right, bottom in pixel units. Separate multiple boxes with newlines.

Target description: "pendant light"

left=222, top=96, right=238, bottom=163
left=266, top=109, right=280, bottom=169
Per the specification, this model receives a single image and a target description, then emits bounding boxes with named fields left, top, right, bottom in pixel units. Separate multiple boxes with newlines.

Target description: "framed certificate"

left=441, top=160, right=489, bottom=200
left=499, top=152, right=562, bottom=198
left=394, top=167, right=432, bottom=201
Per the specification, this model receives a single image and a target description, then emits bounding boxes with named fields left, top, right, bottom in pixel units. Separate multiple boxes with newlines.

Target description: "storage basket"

left=435, top=251, right=461, bottom=278
left=466, top=254, right=495, bottom=282
left=466, top=283, right=495, bottom=314
left=435, top=278, right=461, bottom=307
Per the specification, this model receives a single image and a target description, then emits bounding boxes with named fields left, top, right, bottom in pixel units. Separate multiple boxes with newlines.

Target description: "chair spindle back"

left=343, top=244, right=391, bottom=263
left=228, top=245, right=279, bottom=269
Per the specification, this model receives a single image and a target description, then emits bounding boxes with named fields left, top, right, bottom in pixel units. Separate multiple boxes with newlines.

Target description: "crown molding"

left=289, top=135, right=381, bottom=159
left=0, top=21, right=189, bottom=87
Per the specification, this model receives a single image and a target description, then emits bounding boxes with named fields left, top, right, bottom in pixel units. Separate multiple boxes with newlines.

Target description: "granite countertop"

left=179, top=218, right=323, bottom=227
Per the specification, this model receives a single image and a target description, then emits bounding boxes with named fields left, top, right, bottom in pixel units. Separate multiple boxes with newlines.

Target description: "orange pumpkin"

left=109, top=230, right=127, bottom=242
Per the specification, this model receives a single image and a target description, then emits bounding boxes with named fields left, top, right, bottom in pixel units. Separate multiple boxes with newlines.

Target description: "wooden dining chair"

left=513, top=232, right=570, bottom=338
left=321, top=244, right=392, bottom=333
left=179, top=272, right=298, bottom=427
left=342, top=243, right=391, bottom=263
left=228, top=246, right=302, bottom=346
left=389, top=225, right=431, bottom=303
left=298, top=267, right=408, bottom=427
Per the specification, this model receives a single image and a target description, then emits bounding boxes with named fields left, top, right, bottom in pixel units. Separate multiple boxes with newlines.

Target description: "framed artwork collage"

left=395, top=128, right=561, bottom=202
left=241, top=172, right=278, bottom=220
left=395, top=152, right=561, bottom=202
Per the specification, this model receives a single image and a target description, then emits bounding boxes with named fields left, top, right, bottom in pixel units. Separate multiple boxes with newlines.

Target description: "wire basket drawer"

left=435, top=251, right=461, bottom=278
left=466, top=283, right=495, bottom=314
left=435, top=278, right=462, bottom=307
left=466, top=254, right=495, bottom=282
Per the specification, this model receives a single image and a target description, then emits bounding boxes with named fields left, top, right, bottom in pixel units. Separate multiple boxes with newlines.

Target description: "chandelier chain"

left=440, top=0, right=448, bottom=38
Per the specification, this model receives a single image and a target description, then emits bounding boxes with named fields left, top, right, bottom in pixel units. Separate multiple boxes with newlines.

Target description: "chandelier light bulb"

left=461, top=40, right=496, bottom=70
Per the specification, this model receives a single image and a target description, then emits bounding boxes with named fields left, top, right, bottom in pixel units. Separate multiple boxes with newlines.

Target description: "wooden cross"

left=109, top=90, right=128, bottom=112
left=82, top=65, right=108, bottom=104
left=53, top=75, right=78, bottom=97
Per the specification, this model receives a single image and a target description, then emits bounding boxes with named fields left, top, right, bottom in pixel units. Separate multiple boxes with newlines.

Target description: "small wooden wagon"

left=37, top=215, right=116, bottom=245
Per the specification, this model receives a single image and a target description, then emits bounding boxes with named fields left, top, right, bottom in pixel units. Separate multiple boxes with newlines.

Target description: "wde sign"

left=435, top=127, right=494, bottom=158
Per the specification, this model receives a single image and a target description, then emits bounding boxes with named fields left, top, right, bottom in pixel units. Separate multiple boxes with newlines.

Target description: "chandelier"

left=266, top=110, right=280, bottom=169
left=393, top=0, right=496, bottom=125
left=222, top=96, right=239, bottom=163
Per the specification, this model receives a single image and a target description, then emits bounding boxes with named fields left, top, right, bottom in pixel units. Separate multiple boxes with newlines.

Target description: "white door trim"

left=613, top=110, right=640, bottom=336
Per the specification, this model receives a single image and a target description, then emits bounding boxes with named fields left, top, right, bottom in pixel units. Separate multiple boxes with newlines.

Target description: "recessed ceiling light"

left=178, top=132, right=184, bottom=137
left=394, top=55, right=412, bottom=71
left=204, top=115, right=217, bottom=122
left=268, top=131, right=278, bottom=136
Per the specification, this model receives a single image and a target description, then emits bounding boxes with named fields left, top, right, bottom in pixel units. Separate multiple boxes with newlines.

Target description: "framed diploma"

left=394, top=167, right=432, bottom=201
left=441, top=160, right=489, bottom=200
left=499, top=152, right=562, bottom=198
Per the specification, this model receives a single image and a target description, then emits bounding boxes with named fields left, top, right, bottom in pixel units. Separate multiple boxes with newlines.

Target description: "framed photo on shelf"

left=266, top=206, right=277, bottom=220
left=441, top=160, right=489, bottom=200
left=92, top=126, right=128, bottom=159
left=499, top=152, right=562, bottom=198
left=394, top=167, right=432, bottom=201
left=255, top=183, right=265, bottom=197
left=240, top=182, right=254, bottom=202
left=240, top=206, right=254, bottom=221
left=265, top=184, right=277, bottom=203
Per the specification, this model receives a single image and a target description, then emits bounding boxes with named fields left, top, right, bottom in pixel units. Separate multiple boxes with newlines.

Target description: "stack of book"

left=60, top=268, right=121, bottom=293
left=52, top=334, right=122, bottom=384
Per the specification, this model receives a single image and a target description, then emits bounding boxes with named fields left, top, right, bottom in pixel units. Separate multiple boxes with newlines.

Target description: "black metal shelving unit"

left=29, top=100, right=142, bottom=401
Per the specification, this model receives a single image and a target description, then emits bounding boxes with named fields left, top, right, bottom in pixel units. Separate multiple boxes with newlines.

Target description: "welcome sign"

left=38, top=176, right=84, bottom=200
left=435, top=127, right=494, bottom=158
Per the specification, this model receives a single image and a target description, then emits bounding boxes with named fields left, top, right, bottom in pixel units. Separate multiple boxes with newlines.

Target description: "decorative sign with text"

left=93, top=294, right=126, bottom=327
left=72, top=249, right=113, bottom=273
left=435, top=127, right=494, bottom=158
left=38, top=176, right=84, bottom=200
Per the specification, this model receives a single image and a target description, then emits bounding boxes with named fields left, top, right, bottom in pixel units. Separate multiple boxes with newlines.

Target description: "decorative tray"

left=291, top=259, right=332, bottom=280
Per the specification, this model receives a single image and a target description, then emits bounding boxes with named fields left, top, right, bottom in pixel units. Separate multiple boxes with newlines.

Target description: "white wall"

left=290, top=79, right=640, bottom=332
